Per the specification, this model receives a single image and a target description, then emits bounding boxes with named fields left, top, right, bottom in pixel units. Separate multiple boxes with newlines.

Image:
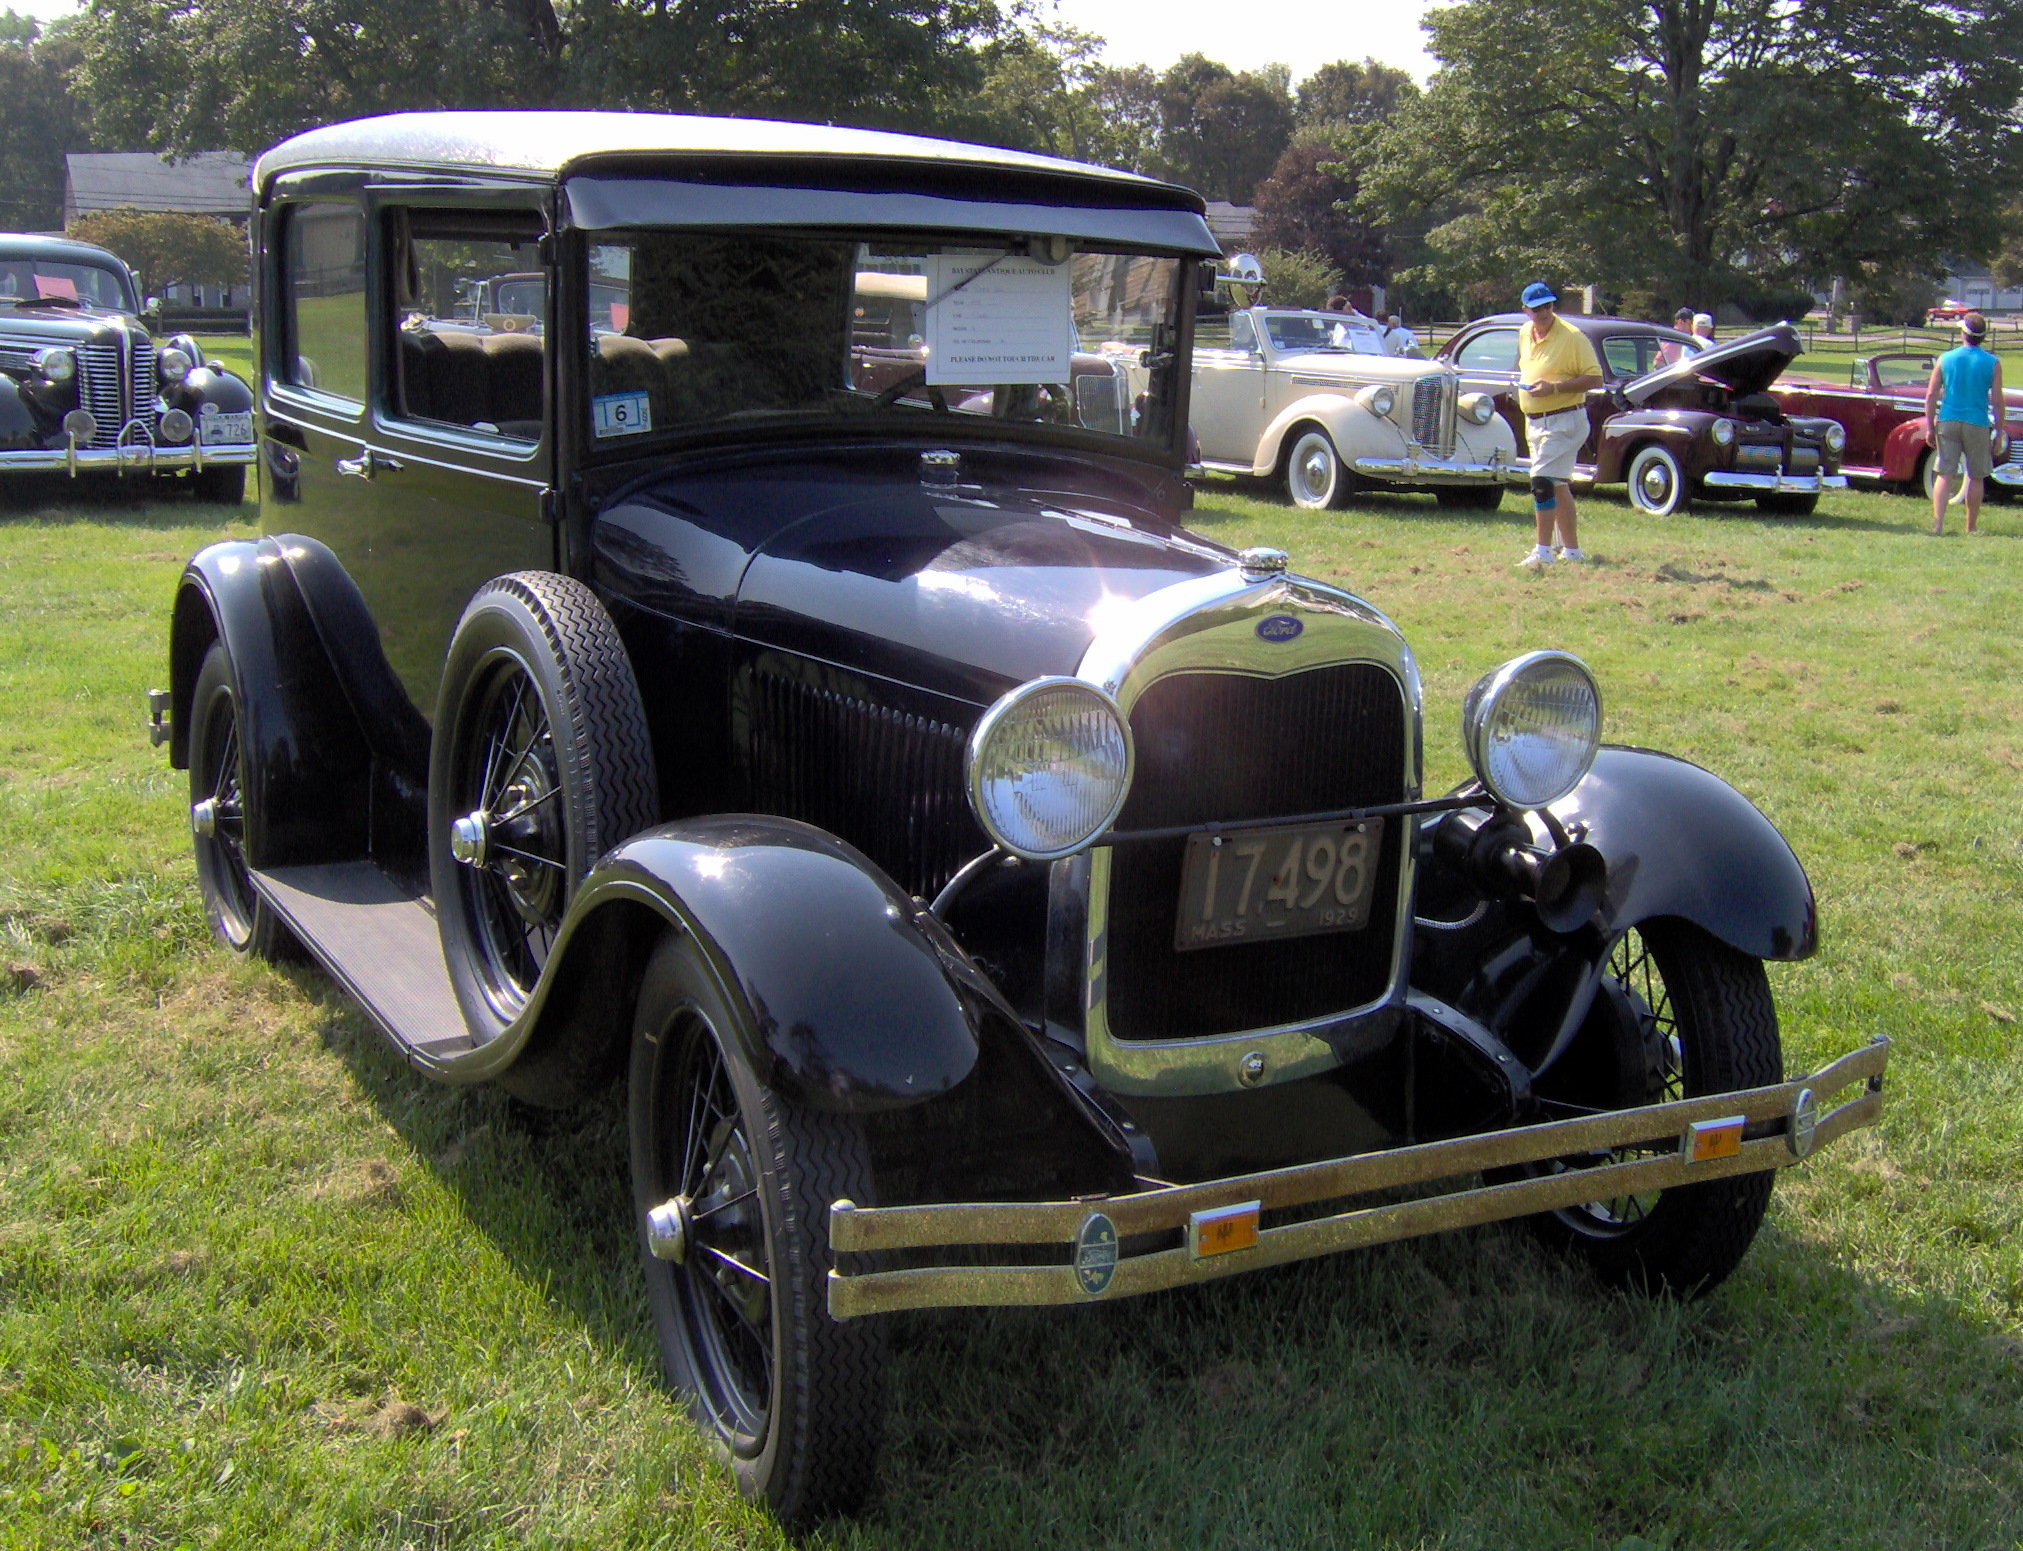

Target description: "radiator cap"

left=1237, top=546, right=1288, bottom=581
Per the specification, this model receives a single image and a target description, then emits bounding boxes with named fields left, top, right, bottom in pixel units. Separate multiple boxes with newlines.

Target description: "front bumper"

left=1352, top=451, right=1507, bottom=484
left=0, top=422, right=257, bottom=477
left=1701, top=471, right=1848, bottom=493
left=827, top=1035, right=1887, bottom=1319
left=1990, top=461, right=2023, bottom=487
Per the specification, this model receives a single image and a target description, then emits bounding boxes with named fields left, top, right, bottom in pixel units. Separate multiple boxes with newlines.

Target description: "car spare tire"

left=428, top=571, right=659, bottom=1042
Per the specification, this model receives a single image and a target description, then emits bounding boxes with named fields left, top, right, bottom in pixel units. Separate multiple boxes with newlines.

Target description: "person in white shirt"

left=1382, top=314, right=1419, bottom=356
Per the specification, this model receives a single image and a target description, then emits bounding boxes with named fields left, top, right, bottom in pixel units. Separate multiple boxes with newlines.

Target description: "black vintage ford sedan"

left=154, top=112, right=1886, bottom=1525
left=1, top=233, right=255, bottom=501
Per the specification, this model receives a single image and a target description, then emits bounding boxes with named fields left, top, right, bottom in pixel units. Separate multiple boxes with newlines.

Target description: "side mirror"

left=142, top=297, right=162, bottom=330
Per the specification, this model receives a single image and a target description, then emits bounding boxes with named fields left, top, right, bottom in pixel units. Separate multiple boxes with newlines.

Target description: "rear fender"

left=170, top=538, right=371, bottom=866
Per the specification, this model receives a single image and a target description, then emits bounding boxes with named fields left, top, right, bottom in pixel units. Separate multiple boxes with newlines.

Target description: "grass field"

left=1, top=471, right=2020, bottom=1548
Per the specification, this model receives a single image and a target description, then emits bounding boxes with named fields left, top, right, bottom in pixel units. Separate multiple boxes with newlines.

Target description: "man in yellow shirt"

left=1514, top=281, right=1603, bottom=568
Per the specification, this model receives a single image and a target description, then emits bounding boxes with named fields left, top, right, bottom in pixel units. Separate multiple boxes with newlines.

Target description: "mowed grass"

left=1, top=471, right=2020, bottom=1549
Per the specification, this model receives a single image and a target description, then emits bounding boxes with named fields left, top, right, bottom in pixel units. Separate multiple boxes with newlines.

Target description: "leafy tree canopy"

left=69, top=207, right=247, bottom=299
left=1250, top=134, right=1388, bottom=287
left=0, top=13, right=88, bottom=231
left=1363, top=0, right=2023, bottom=313
left=1295, top=57, right=1417, bottom=131
left=1151, top=53, right=1294, bottom=203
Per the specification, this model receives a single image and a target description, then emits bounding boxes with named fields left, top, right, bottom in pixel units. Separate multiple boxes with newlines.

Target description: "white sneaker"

left=1516, top=547, right=1554, bottom=569
left=1557, top=547, right=1588, bottom=564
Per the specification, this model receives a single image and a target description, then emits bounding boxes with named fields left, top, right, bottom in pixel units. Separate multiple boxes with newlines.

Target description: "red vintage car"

left=1772, top=352, right=2023, bottom=499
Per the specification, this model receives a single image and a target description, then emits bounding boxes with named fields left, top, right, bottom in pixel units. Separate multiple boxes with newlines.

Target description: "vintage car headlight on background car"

left=1710, top=418, right=1736, bottom=447
left=1824, top=421, right=1847, bottom=454
left=32, top=347, right=75, bottom=385
left=1458, top=391, right=1496, bottom=425
left=1354, top=383, right=1395, bottom=418
left=1460, top=651, right=1602, bottom=810
left=157, top=346, right=193, bottom=385
left=968, top=677, right=1133, bottom=861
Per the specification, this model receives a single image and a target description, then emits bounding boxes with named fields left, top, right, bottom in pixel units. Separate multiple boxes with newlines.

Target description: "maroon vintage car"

left=1445, top=316, right=1847, bottom=515
left=1772, top=352, right=2022, bottom=499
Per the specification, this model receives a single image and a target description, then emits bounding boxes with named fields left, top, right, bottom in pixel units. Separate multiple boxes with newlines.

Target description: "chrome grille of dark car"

left=0, top=343, right=39, bottom=373
left=1103, top=663, right=1408, bottom=1040
left=76, top=342, right=128, bottom=445
left=743, top=669, right=986, bottom=900
left=1410, top=374, right=1454, bottom=454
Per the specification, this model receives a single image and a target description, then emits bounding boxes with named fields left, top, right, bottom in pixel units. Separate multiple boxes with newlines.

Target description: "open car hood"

left=1619, top=322, right=1802, bottom=405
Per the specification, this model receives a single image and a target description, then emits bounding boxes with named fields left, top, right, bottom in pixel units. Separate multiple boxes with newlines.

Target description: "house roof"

left=1204, top=201, right=1255, bottom=249
left=64, top=152, right=252, bottom=217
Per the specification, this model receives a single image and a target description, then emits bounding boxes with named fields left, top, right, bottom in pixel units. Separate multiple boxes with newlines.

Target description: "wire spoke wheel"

left=188, top=640, right=292, bottom=960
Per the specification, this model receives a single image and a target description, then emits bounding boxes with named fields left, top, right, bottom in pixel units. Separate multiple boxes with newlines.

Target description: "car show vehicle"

left=1443, top=314, right=1847, bottom=516
left=1193, top=299, right=1515, bottom=510
left=0, top=232, right=255, bottom=501
left=152, top=112, right=1888, bottom=1526
left=1772, top=351, right=2023, bottom=499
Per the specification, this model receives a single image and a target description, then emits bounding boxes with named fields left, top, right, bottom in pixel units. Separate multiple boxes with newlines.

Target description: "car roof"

left=1462, top=312, right=1694, bottom=343
left=255, top=111, right=1204, bottom=210
left=0, top=232, right=133, bottom=272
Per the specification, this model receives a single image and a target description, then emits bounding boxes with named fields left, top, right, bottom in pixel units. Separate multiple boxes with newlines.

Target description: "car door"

left=1190, top=310, right=1269, bottom=464
left=1449, top=325, right=1523, bottom=450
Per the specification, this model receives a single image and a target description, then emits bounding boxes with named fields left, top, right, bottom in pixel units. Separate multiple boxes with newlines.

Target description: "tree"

left=0, top=13, right=88, bottom=231
left=1251, top=245, right=1340, bottom=310
left=1363, top=0, right=2023, bottom=314
left=1249, top=136, right=1388, bottom=287
left=1153, top=54, right=1294, bottom=203
left=68, top=209, right=247, bottom=301
left=1294, top=58, right=1417, bottom=132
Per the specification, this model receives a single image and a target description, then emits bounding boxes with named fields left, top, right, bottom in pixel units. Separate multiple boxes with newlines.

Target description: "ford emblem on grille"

left=1255, top=614, right=1304, bottom=643
left=1074, top=1211, right=1119, bottom=1295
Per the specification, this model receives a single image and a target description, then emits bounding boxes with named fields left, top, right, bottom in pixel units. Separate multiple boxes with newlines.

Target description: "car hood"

left=1619, top=322, right=1802, bottom=405
left=0, top=303, right=141, bottom=346
left=1271, top=351, right=1445, bottom=381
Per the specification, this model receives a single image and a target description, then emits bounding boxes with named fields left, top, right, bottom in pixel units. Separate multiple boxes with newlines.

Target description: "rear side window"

left=281, top=201, right=367, bottom=402
left=390, top=210, right=546, bottom=442
left=1453, top=328, right=1517, bottom=372
left=1603, top=336, right=1661, bottom=378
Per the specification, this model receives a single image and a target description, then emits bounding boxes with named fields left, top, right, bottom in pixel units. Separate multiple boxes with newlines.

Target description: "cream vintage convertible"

left=1191, top=302, right=1517, bottom=510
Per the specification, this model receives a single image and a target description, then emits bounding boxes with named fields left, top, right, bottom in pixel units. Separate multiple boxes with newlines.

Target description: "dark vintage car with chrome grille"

left=1444, top=314, right=1847, bottom=517
left=0, top=233, right=255, bottom=501
left=152, top=112, right=1887, bottom=1526
left=1193, top=301, right=1516, bottom=510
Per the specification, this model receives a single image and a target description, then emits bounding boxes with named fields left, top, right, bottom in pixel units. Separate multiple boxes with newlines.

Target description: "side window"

left=1602, top=336, right=1651, bottom=378
left=392, top=211, right=546, bottom=441
left=1454, top=328, right=1518, bottom=372
left=282, top=201, right=367, bottom=401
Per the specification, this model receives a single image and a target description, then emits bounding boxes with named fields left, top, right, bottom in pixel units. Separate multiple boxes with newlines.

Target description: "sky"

left=8, top=0, right=1443, bottom=81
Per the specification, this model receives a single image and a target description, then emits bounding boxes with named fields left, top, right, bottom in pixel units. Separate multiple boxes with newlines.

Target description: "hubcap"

left=647, top=1195, right=692, bottom=1263
left=1641, top=463, right=1670, bottom=499
left=449, top=811, right=488, bottom=866
left=1301, top=447, right=1330, bottom=497
left=190, top=796, right=218, bottom=838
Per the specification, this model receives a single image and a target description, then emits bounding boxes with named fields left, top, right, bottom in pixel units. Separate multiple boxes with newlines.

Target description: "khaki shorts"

left=1936, top=421, right=1994, bottom=481
left=1526, top=406, right=1587, bottom=483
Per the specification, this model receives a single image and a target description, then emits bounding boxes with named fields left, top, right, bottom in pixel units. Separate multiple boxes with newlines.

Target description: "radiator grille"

left=72, top=333, right=155, bottom=446
left=1103, top=663, right=1408, bottom=1040
left=1410, top=374, right=1452, bottom=454
left=0, top=344, right=38, bottom=373
left=744, top=670, right=985, bottom=901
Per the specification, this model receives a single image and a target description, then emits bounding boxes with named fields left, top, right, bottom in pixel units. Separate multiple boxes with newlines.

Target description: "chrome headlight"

left=1354, top=383, right=1395, bottom=417
left=1824, top=421, right=1847, bottom=453
left=968, top=678, right=1133, bottom=861
left=1710, top=418, right=1735, bottom=447
left=158, top=347, right=192, bottom=384
left=1461, top=651, right=1602, bottom=810
left=32, top=347, right=75, bottom=384
left=1458, top=391, right=1496, bottom=425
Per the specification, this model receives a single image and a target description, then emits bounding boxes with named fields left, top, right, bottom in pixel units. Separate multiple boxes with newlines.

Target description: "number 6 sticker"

left=593, top=390, right=652, bottom=438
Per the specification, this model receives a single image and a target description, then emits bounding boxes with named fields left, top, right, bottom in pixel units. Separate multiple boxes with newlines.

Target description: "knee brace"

left=1530, top=476, right=1557, bottom=510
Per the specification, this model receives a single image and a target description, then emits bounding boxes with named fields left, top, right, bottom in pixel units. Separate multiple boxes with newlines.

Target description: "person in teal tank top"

left=1923, top=311, right=2007, bottom=535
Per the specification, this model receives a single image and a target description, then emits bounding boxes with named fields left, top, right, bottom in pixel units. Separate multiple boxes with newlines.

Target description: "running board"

left=252, top=862, right=476, bottom=1061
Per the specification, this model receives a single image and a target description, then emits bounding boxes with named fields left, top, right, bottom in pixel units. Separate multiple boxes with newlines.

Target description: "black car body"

left=154, top=112, right=1887, bottom=1525
left=0, top=233, right=255, bottom=499
left=1443, top=314, right=1848, bottom=515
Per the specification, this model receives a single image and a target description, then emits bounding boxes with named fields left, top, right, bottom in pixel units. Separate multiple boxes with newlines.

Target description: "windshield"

left=584, top=233, right=1184, bottom=453
left=1262, top=310, right=1385, bottom=354
left=0, top=256, right=134, bottom=311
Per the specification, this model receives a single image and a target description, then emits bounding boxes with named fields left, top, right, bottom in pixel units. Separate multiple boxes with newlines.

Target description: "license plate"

left=199, top=408, right=253, bottom=445
left=1173, top=817, right=1385, bottom=952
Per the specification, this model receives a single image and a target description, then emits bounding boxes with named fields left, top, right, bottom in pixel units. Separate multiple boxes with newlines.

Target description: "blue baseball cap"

left=1521, top=281, right=1557, bottom=308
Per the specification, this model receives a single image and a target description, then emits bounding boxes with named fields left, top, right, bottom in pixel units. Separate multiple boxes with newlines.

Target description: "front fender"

left=1253, top=392, right=1399, bottom=476
left=170, top=537, right=371, bottom=866
left=1595, top=416, right=1698, bottom=486
left=1550, top=745, right=1816, bottom=961
left=1882, top=417, right=1928, bottom=482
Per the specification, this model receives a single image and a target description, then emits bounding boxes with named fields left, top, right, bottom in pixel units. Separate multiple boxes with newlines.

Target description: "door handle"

left=336, top=449, right=403, bottom=479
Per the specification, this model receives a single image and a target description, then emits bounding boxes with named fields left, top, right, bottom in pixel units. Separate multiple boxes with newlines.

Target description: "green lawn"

left=1, top=475, right=2019, bottom=1548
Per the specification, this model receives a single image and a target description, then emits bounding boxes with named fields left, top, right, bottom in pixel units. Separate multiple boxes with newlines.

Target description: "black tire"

left=629, top=930, right=887, bottom=1525
left=1284, top=426, right=1350, bottom=510
left=188, top=640, right=295, bottom=961
left=1521, top=920, right=1782, bottom=1296
left=1754, top=492, right=1817, bottom=516
left=1435, top=484, right=1505, bottom=511
left=191, top=464, right=247, bottom=506
left=429, top=572, right=657, bottom=1039
left=1625, top=443, right=1689, bottom=516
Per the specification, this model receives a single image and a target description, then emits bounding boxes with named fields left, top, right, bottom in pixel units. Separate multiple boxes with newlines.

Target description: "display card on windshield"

left=924, top=252, right=1075, bottom=386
